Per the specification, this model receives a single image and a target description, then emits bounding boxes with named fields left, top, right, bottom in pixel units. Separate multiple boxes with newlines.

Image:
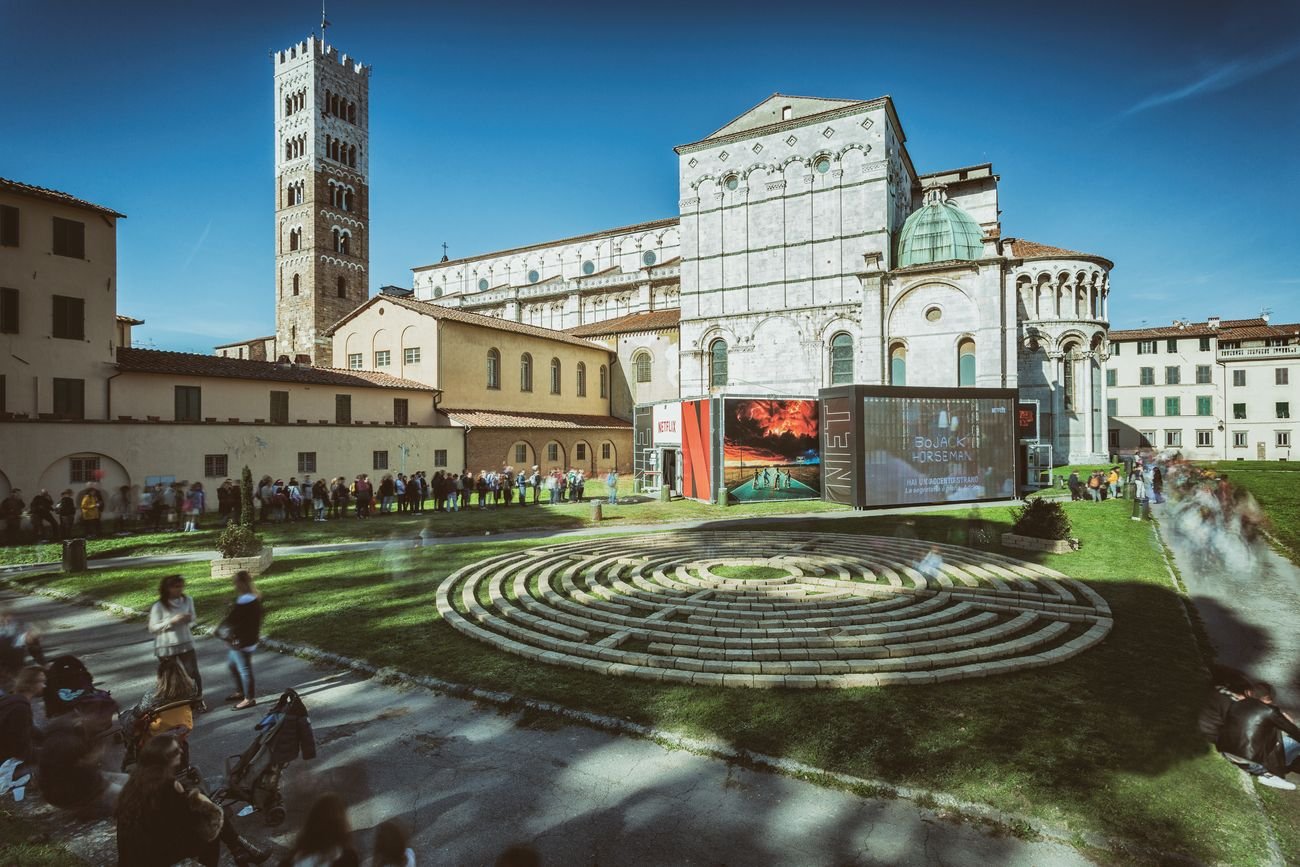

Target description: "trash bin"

left=1140, top=499, right=1151, bottom=521
left=657, top=486, right=671, bottom=503
left=62, top=538, right=87, bottom=573
left=1130, top=493, right=1140, bottom=520
left=590, top=502, right=602, bottom=523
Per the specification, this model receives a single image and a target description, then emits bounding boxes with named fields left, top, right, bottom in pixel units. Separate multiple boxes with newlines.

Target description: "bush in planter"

left=217, top=465, right=264, bottom=558
left=1010, top=497, right=1072, bottom=541
left=216, top=522, right=263, bottom=558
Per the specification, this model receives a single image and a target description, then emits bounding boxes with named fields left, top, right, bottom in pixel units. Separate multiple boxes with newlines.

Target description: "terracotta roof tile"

left=1006, top=238, right=1088, bottom=258
left=1109, top=318, right=1300, bottom=342
left=115, top=347, right=436, bottom=391
left=442, top=408, right=632, bottom=430
left=0, top=177, right=126, bottom=218
left=326, top=295, right=611, bottom=352
left=115, top=315, right=145, bottom=325
left=565, top=309, right=681, bottom=337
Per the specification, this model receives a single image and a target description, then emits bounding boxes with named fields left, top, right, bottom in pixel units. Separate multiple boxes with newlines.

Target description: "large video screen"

left=862, top=394, right=1015, bottom=506
left=723, top=399, right=821, bottom=502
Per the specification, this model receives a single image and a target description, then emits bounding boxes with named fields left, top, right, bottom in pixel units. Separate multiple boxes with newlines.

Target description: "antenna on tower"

left=320, top=1, right=330, bottom=41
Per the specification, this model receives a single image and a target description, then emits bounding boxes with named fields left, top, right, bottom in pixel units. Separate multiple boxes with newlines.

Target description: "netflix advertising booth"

left=819, top=385, right=1018, bottom=509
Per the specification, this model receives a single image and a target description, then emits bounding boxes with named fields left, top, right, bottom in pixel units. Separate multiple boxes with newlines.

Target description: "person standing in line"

left=394, top=474, right=407, bottom=514
left=1107, top=467, right=1121, bottom=499
left=55, top=489, right=76, bottom=539
left=79, top=487, right=102, bottom=538
left=2, top=488, right=27, bottom=546
left=530, top=467, right=541, bottom=504
left=148, top=575, right=205, bottom=712
left=281, top=792, right=360, bottom=867
left=28, top=489, right=57, bottom=541
left=184, top=482, right=205, bottom=532
left=574, top=469, right=585, bottom=502
left=606, top=469, right=619, bottom=505
left=220, top=570, right=263, bottom=711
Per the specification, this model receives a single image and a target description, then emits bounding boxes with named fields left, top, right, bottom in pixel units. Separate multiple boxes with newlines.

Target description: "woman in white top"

left=148, top=575, right=206, bottom=712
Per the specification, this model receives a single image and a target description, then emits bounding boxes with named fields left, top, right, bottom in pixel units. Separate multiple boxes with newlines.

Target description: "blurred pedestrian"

left=369, top=820, right=414, bottom=867
left=280, top=792, right=360, bottom=866
left=220, top=570, right=263, bottom=710
left=148, top=575, right=205, bottom=712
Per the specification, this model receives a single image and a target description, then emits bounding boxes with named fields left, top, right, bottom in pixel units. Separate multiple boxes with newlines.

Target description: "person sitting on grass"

left=1216, top=680, right=1300, bottom=790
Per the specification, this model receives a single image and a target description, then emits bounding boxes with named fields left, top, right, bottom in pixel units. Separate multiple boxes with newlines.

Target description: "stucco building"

left=1106, top=316, right=1298, bottom=461
left=0, top=177, right=462, bottom=515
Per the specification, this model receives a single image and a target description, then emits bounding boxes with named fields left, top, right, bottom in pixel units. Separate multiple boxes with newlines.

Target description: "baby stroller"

left=214, top=688, right=316, bottom=827
left=43, top=655, right=118, bottom=736
left=119, top=697, right=195, bottom=772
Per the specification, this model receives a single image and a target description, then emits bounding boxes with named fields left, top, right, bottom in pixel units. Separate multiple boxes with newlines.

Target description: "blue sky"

left=2, top=0, right=1298, bottom=352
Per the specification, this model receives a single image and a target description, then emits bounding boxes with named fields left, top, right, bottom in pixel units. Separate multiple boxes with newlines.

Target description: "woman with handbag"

left=220, top=570, right=263, bottom=711
left=149, top=575, right=206, bottom=712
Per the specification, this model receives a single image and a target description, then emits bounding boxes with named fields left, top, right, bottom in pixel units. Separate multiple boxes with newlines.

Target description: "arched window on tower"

left=332, top=228, right=340, bottom=252
left=830, top=333, right=853, bottom=385
left=709, top=339, right=728, bottom=388
left=289, top=228, right=300, bottom=252
left=284, top=95, right=293, bottom=116
left=958, top=338, right=977, bottom=386
left=1062, top=341, right=1080, bottom=411
left=285, top=139, right=293, bottom=160
left=292, top=274, right=300, bottom=296
left=338, top=232, right=350, bottom=256
left=889, top=342, right=907, bottom=386
left=486, top=348, right=501, bottom=389
left=348, top=103, right=356, bottom=124
left=550, top=358, right=562, bottom=395
left=348, top=145, right=356, bottom=168
left=337, top=276, right=347, bottom=299
left=633, top=350, right=652, bottom=383
left=520, top=353, right=533, bottom=392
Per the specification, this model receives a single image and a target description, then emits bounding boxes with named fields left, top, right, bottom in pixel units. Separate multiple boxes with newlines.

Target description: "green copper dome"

left=897, top=186, right=984, bottom=267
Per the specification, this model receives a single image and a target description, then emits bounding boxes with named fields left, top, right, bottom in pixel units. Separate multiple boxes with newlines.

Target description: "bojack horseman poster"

left=723, top=399, right=821, bottom=502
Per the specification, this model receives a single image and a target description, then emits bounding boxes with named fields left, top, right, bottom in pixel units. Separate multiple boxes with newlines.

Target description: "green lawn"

left=0, top=479, right=846, bottom=566
left=6, top=498, right=1271, bottom=865
left=0, top=809, right=83, bottom=866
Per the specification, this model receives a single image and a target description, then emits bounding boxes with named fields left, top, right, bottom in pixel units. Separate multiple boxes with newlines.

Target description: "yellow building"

left=328, top=293, right=632, bottom=472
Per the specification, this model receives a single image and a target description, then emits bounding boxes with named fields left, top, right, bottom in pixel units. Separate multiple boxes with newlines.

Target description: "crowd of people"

left=0, top=465, right=625, bottom=545
left=0, top=574, right=547, bottom=865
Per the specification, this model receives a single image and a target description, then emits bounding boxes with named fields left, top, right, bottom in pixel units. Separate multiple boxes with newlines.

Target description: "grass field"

left=0, top=478, right=847, bottom=567
left=6, top=498, right=1272, bottom=865
left=0, top=809, right=83, bottom=866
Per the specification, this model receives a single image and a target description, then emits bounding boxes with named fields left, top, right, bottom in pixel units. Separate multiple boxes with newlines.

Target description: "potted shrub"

left=211, top=465, right=273, bottom=577
left=1002, top=497, right=1079, bottom=554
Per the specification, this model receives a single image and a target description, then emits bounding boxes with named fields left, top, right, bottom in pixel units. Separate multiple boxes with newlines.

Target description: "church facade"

left=407, top=94, right=1114, bottom=465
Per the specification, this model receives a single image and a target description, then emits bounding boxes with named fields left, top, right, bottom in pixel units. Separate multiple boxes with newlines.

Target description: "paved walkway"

left=1155, top=501, right=1300, bottom=706
left=6, top=590, right=1094, bottom=866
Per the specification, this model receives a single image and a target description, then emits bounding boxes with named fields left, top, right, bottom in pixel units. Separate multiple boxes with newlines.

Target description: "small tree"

left=217, top=465, right=263, bottom=558
left=1010, top=497, right=1072, bottom=541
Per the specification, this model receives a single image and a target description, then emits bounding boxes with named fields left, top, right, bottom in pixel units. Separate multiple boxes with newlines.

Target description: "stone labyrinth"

left=435, top=532, right=1113, bottom=688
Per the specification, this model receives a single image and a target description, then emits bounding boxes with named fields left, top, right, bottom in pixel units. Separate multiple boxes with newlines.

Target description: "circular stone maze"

left=435, top=532, right=1113, bottom=689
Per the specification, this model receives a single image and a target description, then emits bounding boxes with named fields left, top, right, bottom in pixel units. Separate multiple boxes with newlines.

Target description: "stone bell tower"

left=272, top=29, right=370, bottom=366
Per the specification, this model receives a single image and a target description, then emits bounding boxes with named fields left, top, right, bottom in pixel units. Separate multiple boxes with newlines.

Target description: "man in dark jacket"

left=0, top=490, right=23, bottom=546
left=1217, top=681, right=1300, bottom=788
left=0, top=667, right=45, bottom=763
left=28, top=491, right=57, bottom=541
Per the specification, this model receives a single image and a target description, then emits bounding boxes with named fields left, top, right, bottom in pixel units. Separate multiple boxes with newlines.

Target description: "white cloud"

left=1120, top=41, right=1300, bottom=118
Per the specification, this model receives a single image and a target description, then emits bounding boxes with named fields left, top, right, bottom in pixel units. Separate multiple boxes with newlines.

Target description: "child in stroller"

left=214, top=688, right=315, bottom=826
left=120, top=657, right=198, bottom=772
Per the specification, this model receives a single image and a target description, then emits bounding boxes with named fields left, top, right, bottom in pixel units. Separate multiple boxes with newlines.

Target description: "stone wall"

left=464, top=427, right=632, bottom=475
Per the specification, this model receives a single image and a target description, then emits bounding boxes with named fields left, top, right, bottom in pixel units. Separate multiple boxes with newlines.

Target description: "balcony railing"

left=1217, top=344, right=1300, bottom=360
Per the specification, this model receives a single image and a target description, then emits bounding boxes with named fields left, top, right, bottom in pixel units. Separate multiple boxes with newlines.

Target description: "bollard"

left=590, top=502, right=602, bottom=523
left=657, top=485, right=671, bottom=503
left=1131, top=494, right=1140, bottom=520
left=1140, top=498, right=1151, bottom=521
left=61, top=538, right=87, bottom=573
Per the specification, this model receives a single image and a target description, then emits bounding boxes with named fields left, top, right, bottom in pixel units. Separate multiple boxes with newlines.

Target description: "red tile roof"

left=115, top=315, right=145, bottom=325
left=1109, top=318, right=1300, bottom=342
left=565, top=309, right=681, bottom=337
left=115, top=347, right=437, bottom=391
left=1006, top=238, right=1093, bottom=259
left=326, top=295, right=610, bottom=351
left=0, top=177, right=126, bottom=218
left=442, top=409, right=632, bottom=430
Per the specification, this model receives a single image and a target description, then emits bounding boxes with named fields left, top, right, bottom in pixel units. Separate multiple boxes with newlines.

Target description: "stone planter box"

left=211, top=547, right=274, bottom=578
left=1001, top=533, right=1078, bottom=554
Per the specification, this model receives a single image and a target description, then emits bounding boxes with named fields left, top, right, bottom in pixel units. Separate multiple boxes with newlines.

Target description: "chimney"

left=1207, top=316, right=1220, bottom=329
